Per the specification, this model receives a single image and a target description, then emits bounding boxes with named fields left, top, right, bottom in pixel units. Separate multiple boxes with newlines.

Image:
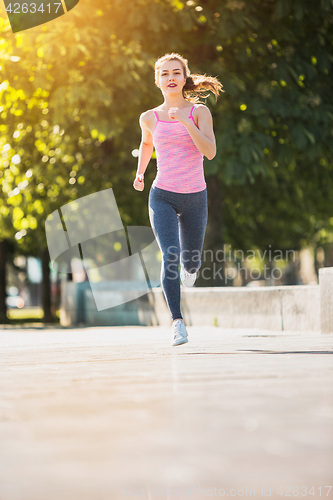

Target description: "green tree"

left=1, top=0, right=332, bottom=319
left=172, top=0, right=333, bottom=283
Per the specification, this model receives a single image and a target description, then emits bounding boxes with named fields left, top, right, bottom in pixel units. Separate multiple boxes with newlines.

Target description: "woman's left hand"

left=168, top=107, right=189, bottom=125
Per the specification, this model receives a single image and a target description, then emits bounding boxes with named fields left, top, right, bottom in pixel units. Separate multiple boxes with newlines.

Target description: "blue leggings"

left=148, top=185, right=208, bottom=322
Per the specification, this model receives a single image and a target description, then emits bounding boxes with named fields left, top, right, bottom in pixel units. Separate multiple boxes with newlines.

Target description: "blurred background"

left=0, top=0, right=332, bottom=324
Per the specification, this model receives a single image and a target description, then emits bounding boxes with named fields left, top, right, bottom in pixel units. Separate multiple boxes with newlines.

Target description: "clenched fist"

left=133, top=174, right=144, bottom=191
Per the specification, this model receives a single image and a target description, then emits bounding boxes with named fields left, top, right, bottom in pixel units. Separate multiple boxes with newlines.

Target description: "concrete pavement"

left=0, top=325, right=333, bottom=500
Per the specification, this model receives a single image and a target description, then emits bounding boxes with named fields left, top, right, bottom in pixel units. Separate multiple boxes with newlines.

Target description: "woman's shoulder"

left=139, top=110, right=157, bottom=135
left=192, top=103, right=212, bottom=120
left=192, top=103, right=211, bottom=113
left=141, top=108, right=158, bottom=118
left=139, top=109, right=157, bottom=126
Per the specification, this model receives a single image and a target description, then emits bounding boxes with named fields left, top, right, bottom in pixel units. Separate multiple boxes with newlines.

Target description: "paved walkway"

left=0, top=325, right=333, bottom=500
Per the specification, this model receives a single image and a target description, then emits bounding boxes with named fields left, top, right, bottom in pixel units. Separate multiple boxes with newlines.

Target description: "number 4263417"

left=6, top=3, right=62, bottom=14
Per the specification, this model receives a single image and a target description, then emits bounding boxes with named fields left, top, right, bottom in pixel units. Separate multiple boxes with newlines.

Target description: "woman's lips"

left=168, top=84, right=177, bottom=87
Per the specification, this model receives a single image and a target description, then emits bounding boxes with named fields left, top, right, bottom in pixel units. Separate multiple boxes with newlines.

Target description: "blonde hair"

left=154, top=52, right=224, bottom=103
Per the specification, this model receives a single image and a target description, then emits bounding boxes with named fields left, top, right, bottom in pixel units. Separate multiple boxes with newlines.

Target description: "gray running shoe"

left=171, top=319, right=188, bottom=346
left=180, top=265, right=197, bottom=287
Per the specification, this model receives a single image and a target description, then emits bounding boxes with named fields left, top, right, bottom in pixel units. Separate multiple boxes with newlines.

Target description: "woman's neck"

left=162, top=95, right=190, bottom=109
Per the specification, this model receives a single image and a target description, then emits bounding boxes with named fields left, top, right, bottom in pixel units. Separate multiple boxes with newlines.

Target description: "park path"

left=0, top=325, right=333, bottom=500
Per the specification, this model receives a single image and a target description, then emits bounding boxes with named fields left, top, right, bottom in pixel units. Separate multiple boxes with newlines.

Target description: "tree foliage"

left=0, top=0, right=332, bottom=262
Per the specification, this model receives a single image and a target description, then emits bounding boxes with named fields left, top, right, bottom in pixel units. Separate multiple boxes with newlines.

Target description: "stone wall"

left=59, top=271, right=333, bottom=332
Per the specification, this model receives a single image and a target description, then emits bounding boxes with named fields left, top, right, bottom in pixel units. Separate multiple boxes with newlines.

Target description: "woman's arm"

left=136, top=111, right=154, bottom=177
left=168, top=105, right=216, bottom=160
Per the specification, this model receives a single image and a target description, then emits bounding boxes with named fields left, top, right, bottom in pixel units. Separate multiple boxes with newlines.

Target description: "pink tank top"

left=151, top=105, right=207, bottom=194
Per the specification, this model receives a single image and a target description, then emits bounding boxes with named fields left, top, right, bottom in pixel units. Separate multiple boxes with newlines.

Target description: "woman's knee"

left=161, top=246, right=179, bottom=266
left=162, top=251, right=180, bottom=281
left=162, top=261, right=179, bottom=283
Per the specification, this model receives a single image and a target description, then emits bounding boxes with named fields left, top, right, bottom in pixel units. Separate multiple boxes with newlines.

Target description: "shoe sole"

left=171, top=336, right=188, bottom=346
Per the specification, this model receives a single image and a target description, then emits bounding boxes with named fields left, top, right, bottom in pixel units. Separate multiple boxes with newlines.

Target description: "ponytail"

left=183, top=74, right=224, bottom=103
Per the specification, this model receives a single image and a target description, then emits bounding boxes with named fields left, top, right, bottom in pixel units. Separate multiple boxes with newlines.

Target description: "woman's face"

left=157, top=59, right=186, bottom=96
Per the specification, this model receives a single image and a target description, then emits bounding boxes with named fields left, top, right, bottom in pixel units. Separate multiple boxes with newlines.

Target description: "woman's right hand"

left=133, top=174, right=144, bottom=191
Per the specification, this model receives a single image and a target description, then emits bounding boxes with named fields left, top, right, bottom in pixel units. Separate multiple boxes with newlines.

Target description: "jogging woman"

left=133, top=53, right=223, bottom=346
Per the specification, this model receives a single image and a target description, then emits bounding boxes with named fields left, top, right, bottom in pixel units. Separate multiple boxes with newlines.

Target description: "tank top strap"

left=189, top=104, right=196, bottom=119
left=153, top=109, right=159, bottom=121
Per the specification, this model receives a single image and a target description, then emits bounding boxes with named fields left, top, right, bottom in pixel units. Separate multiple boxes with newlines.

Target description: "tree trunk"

left=0, top=240, right=8, bottom=324
left=196, top=173, right=226, bottom=287
left=40, top=247, right=53, bottom=323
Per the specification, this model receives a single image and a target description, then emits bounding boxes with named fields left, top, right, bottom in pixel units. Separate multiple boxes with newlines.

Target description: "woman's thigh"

left=148, top=187, right=180, bottom=263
